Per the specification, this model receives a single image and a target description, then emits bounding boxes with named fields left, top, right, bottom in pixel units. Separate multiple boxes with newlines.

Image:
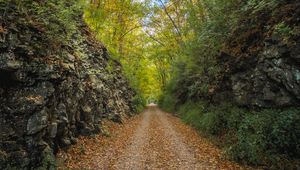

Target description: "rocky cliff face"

left=0, top=1, right=134, bottom=169
left=218, top=2, right=300, bottom=108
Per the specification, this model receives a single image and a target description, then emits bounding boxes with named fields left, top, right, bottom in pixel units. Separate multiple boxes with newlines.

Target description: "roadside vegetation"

left=40, top=0, right=300, bottom=168
left=159, top=0, right=300, bottom=169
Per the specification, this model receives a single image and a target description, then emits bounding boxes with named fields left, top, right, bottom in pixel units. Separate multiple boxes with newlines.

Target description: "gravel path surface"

left=58, top=105, right=250, bottom=170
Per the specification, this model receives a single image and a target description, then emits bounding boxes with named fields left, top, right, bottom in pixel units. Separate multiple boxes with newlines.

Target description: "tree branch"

left=158, top=0, right=182, bottom=37
left=144, top=31, right=165, bottom=46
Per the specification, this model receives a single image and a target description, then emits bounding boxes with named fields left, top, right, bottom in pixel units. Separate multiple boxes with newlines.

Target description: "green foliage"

left=179, top=102, right=223, bottom=135
left=131, top=94, right=147, bottom=113
left=82, top=1, right=300, bottom=168
left=5, top=0, right=83, bottom=44
left=228, top=110, right=274, bottom=165
left=179, top=102, right=205, bottom=128
left=158, top=93, right=177, bottom=113
left=243, top=0, right=281, bottom=12
left=273, top=22, right=294, bottom=38
left=39, top=147, right=57, bottom=170
left=198, top=110, right=224, bottom=135
left=158, top=77, right=181, bottom=112
left=176, top=102, right=236, bottom=136
left=84, top=0, right=163, bottom=102
left=158, top=1, right=300, bottom=168
left=163, top=100, right=300, bottom=169
left=160, top=0, right=241, bottom=104
left=228, top=108, right=300, bottom=168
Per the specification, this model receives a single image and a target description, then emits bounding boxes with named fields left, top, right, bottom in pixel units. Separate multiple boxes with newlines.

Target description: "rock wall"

left=0, top=1, right=134, bottom=169
left=218, top=2, right=300, bottom=107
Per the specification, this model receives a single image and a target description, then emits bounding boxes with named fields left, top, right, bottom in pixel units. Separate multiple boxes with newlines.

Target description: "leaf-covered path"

left=58, top=105, right=249, bottom=169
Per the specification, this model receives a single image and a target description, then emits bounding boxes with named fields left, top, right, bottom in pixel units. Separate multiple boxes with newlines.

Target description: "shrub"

left=225, top=106, right=246, bottom=131
left=165, top=100, right=300, bottom=169
left=270, top=109, right=300, bottom=157
left=227, top=108, right=300, bottom=168
left=179, top=102, right=205, bottom=129
left=158, top=94, right=176, bottom=113
left=131, top=94, right=146, bottom=113
left=198, top=111, right=223, bottom=135
left=175, top=101, right=226, bottom=135
left=228, top=110, right=274, bottom=165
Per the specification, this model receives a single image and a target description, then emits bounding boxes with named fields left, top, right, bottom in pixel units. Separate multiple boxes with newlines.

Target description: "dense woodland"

left=0, top=0, right=299, bottom=169
left=84, top=1, right=300, bottom=168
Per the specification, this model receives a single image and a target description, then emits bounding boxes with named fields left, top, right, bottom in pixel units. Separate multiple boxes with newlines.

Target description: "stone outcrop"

left=218, top=2, right=300, bottom=107
left=0, top=1, right=134, bottom=169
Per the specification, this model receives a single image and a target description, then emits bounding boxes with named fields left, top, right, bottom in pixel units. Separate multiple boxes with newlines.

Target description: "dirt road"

left=58, top=105, right=248, bottom=170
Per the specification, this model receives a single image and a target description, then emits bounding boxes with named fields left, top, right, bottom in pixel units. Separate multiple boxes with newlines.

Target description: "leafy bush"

left=228, top=110, right=274, bottom=165
left=159, top=0, right=241, bottom=106
left=227, top=108, right=300, bottom=169
left=158, top=0, right=300, bottom=169
left=179, top=102, right=205, bottom=128
left=161, top=100, right=300, bottom=169
left=174, top=102, right=245, bottom=135
left=158, top=77, right=182, bottom=113
left=131, top=94, right=146, bottom=113
left=224, top=106, right=246, bottom=131
left=159, top=93, right=177, bottom=113
left=198, top=111, right=224, bottom=135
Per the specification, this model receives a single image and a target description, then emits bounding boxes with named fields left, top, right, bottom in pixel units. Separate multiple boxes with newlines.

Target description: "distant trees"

left=83, top=0, right=240, bottom=100
left=84, top=1, right=300, bottom=168
left=159, top=0, right=241, bottom=103
left=84, top=0, right=162, bottom=101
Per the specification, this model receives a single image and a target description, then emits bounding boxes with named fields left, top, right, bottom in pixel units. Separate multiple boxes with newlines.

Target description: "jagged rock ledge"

left=0, top=1, right=135, bottom=169
left=216, top=2, right=300, bottom=108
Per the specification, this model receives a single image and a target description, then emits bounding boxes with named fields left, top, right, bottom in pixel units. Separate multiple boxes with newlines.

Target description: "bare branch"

left=158, top=0, right=182, bottom=37
left=144, top=31, right=166, bottom=46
